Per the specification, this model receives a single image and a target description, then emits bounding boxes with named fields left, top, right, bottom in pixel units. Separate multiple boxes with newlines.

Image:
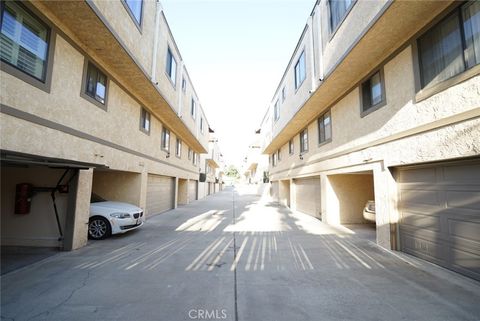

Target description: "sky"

left=161, top=0, right=315, bottom=167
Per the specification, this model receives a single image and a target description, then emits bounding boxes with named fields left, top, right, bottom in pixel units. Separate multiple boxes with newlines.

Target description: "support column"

left=64, top=168, right=93, bottom=251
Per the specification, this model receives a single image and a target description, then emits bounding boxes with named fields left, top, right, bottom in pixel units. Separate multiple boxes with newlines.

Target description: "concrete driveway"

left=2, top=187, right=480, bottom=321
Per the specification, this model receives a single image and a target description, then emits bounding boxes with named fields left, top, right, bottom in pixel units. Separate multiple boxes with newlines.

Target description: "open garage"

left=325, top=172, right=376, bottom=240
left=188, top=179, right=198, bottom=203
left=146, top=174, right=175, bottom=216
left=397, top=159, right=480, bottom=281
left=92, top=169, right=143, bottom=207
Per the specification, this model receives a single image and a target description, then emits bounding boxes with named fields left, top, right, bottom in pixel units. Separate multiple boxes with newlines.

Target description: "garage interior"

left=325, top=171, right=376, bottom=241
left=1, top=151, right=98, bottom=274
left=92, top=169, right=143, bottom=207
left=177, top=178, right=188, bottom=206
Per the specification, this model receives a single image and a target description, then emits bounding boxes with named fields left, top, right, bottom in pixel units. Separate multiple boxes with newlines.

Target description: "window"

left=289, top=139, right=294, bottom=155
left=272, top=153, right=277, bottom=167
left=318, top=111, right=332, bottom=145
left=161, top=127, right=170, bottom=152
left=1, top=1, right=50, bottom=82
left=83, top=61, right=108, bottom=106
left=182, top=77, right=186, bottom=92
left=300, top=128, right=308, bottom=154
left=188, top=147, right=192, bottom=160
left=277, top=149, right=281, bottom=162
left=191, top=98, right=196, bottom=119
left=140, top=107, right=150, bottom=134
left=418, top=1, right=479, bottom=89
left=200, top=117, right=204, bottom=134
left=328, top=0, right=354, bottom=34
left=282, top=87, right=286, bottom=102
left=122, top=0, right=143, bottom=27
left=361, top=70, right=385, bottom=114
left=294, top=51, right=306, bottom=89
left=175, top=138, right=182, bottom=157
left=166, top=48, right=177, bottom=85
left=274, top=100, right=280, bottom=121
left=193, top=152, right=198, bottom=165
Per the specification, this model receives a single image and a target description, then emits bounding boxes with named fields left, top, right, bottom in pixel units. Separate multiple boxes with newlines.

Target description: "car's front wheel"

left=88, top=217, right=111, bottom=240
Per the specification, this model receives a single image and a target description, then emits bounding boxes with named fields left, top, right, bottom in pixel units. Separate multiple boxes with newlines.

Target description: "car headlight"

left=110, top=213, right=131, bottom=219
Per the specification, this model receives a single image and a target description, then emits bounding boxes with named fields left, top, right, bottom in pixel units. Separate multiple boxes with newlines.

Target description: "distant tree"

left=225, top=165, right=240, bottom=178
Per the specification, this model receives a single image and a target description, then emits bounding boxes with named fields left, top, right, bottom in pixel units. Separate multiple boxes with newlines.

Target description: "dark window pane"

left=419, top=12, right=464, bottom=88
left=125, top=0, right=142, bottom=24
left=319, top=117, right=325, bottom=143
left=463, top=1, right=480, bottom=68
left=1, top=2, right=49, bottom=81
left=330, top=0, right=353, bottom=32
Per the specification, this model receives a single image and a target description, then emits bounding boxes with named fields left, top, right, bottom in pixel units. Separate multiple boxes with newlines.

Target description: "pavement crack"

left=26, top=270, right=91, bottom=321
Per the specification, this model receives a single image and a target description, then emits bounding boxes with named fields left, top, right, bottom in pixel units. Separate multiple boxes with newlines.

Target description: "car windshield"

left=90, top=193, right=106, bottom=203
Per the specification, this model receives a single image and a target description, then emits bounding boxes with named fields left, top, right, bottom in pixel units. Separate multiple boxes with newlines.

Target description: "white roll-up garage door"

left=146, top=174, right=174, bottom=216
left=294, top=176, right=320, bottom=218
left=398, top=159, right=480, bottom=281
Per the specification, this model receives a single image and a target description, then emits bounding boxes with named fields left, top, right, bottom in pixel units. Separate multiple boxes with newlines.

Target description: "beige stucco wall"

left=91, top=0, right=156, bottom=75
left=0, top=34, right=202, bottom=180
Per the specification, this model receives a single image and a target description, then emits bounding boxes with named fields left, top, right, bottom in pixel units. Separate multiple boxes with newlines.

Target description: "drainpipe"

left=151, top=0, right=163, bottom=83
left=308, top=15, right=317, bottom=93
left=316, top=3, right=325, bottom=82
left=177, top=61, right=184, bottom=117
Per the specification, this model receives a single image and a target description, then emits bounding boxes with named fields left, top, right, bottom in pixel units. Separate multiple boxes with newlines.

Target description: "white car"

left=89, top=194, right=144, bottom=240
left=363, top=200, right=376, bottom=222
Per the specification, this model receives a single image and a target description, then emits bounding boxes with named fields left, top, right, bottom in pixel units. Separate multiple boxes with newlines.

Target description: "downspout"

left=316, top=3, right=325, bottom=82
left=151, top=0, right=163, bottom=83
left=308, top=15, right=317, bottom=93
left=177, top=61, right=184, bottom=117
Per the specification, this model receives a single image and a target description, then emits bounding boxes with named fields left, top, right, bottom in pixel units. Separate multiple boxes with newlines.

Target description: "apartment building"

left=261, top=0, right=480, bottom=281
left=0, top=0, right=218, bottom=250
left=242, top=129, right=269, bottom=186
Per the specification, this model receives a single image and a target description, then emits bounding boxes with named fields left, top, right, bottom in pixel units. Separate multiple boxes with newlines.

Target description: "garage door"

left=270, top=181, right=279, bottom=202
left=398, top=160, right=480, bottom=281
left=189, top=180, right=197, bottom=202
left=295, top=177, right=320, bottom=218
left=146, top=174, right=174, bottom=216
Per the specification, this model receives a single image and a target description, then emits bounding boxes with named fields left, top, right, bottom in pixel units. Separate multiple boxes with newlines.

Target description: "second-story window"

left=282, top=87, right=286, bottom=102
left=200, top=117, right=204, bottom=134
left=191, top=99, right=196, bottom=119
left=166, top=48, right=177, bottom=85
left=161, top=127, right=170, bottom=152
left=418, top=1, right=479, bottom=89
left=175, top=138, right=182, bottom=157
left=300, top=128, right=308, bottom=154
left=361, top=70, right=385, bottom=114
left=188, top=147, right=192, bottom=160
left=140, top=107, right=150, bottom=134
left=0, top=1, right=50, bottom=82
left=329, top=0, right=354, bottom=34
left=274, top=100, right=280, bottom=121
left=84, top=61, right=107, bottom=105
left=294, top=51, right=306, bottom=90
left=272, top=153, right=277, bottom=167
left=182, top=77, right=187, bottom=92
left=277, top=149, right=281, bottom=162
left=318, top=111, right=332, bottom=144
left=123, top=0, right=143, bottom=27
left=193, top=152, right=198, bottom=165
left=289, top=139, right=294, bottom=155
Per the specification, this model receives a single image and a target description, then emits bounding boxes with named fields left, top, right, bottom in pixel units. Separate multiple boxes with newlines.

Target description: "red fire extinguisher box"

left=15, top=183, right=33, bottom=214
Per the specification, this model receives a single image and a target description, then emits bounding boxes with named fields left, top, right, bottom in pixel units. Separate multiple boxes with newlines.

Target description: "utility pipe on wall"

left=151, top=0, right=163, bottom=83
